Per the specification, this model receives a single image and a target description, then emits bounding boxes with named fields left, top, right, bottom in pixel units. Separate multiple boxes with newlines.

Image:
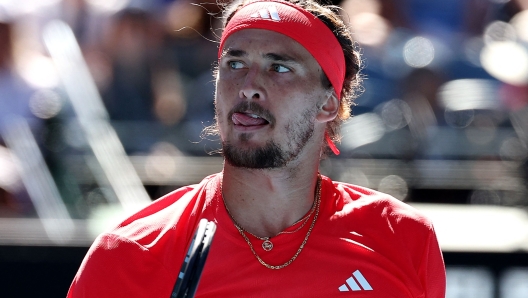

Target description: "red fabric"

left=218, top=0, right=346, bottom=100
left=68, top=173, right=446, bottom=297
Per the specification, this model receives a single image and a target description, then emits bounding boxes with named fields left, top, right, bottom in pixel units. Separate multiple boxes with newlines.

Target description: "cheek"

left=214, top=102, right=229, bottom=139
left=281, top=74, right=324, bottom=102
left=214, top=91, right=227, bottom=121
left=216, top=72, right=241, bottom=100
left=214, top=83, right=233, bottom=133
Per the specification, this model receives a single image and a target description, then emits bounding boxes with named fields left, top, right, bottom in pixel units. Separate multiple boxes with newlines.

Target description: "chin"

left=222, top=140, right=290, bottom=169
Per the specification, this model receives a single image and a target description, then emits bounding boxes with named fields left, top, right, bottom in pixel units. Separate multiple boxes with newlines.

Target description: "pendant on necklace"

left=262, top=238, right=273, bottom=251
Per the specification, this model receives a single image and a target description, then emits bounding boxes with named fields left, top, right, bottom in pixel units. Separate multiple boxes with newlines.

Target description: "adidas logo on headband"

left=250, top=5, right=281, bottom=21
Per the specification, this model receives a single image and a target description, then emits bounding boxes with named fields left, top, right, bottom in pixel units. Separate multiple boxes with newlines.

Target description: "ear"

left=316, top=91, right=339, bottom=123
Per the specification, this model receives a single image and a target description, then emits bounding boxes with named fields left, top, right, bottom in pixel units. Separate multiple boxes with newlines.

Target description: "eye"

left=229, top=61, right=245, bottom=69
left=272, top=64, right=291, bottom=73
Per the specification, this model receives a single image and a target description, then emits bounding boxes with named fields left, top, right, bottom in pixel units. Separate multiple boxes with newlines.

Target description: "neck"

left=221, top=161, right=321, bottom=238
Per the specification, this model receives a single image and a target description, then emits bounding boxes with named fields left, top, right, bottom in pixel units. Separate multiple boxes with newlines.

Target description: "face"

left=215, top=29, right=329, bottom=169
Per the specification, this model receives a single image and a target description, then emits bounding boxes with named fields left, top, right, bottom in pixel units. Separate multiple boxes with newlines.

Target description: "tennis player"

left=68, top=0, right=446, bottom=296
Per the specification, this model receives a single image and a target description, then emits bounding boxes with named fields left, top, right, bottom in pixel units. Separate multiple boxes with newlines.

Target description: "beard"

left=222, top=107, right=317, bottom=169
left=223, top=140, right=286, bottom=168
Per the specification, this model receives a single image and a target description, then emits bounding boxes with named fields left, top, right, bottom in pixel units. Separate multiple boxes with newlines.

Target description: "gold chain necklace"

left=223, top=175, right=322, bottom=270
left=237, top=194, right=317, bottom=252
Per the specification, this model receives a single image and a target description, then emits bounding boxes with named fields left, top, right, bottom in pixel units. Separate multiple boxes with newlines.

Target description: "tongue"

left=232, top=113, right=268, bottom=126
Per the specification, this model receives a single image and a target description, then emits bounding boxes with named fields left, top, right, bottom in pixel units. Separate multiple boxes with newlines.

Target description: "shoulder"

left=69, top=232, right=177, bottom=297
left=319, top=176, right=445, bottom=296
left=104, top=173, right=221, bottom=247
left=321, top=176, right=442, bottom=265
left=323, top=176, right=434, bottom=232
left=69, top=174, right=223, bottom=297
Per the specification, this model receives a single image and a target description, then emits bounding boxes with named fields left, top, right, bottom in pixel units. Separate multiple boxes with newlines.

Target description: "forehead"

left=221, top=29, right=318, bottom=64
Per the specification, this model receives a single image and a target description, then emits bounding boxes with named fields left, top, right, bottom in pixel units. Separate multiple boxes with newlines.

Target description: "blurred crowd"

left=0, top=0, right=527, bottom=218
left=340, top=0, right=528, bottom=160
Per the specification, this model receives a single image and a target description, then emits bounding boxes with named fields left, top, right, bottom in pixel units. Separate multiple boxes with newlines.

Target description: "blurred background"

left=0, top=0, right=527, bottom=296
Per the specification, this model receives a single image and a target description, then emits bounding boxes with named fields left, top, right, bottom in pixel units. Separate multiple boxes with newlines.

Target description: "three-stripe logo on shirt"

left=250, top=5, right=281, bottom=21
left=338, top=270, right=373, bottom=292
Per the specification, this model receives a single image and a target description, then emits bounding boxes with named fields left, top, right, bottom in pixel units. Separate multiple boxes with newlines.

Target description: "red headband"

left=219, top=0, right=345, bottom=154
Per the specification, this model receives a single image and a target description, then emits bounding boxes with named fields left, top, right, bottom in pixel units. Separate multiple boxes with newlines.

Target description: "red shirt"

left=68, top=173, right=446, bottom=297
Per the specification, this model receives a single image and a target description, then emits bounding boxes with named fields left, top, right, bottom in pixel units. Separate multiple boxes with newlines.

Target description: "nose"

left=239, top=65, right=263, bottom=100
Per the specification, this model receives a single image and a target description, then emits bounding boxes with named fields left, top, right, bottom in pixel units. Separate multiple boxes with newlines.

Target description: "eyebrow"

left=263, top=53, right=298, bottom=63
left=223, top=49, right=246, bottom=58
left=222, top=48, right=299, bottom=64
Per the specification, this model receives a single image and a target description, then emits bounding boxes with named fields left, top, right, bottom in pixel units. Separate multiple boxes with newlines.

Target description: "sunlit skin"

left=215, top=29, right=339, bottom=237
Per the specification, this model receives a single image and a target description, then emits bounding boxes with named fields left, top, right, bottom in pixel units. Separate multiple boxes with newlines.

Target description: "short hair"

left=214, top=0, right=362, bottom=153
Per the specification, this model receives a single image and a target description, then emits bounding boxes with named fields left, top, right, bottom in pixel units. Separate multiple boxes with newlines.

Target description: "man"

left=67, top=0, right=446, bottom=297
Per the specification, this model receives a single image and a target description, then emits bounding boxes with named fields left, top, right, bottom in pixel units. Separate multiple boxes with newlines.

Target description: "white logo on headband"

left=250, top=5, right=281, bottom=21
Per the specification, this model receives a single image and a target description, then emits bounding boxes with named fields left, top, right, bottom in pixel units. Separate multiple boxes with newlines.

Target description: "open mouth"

left=232, top=112, right=270, bottom=127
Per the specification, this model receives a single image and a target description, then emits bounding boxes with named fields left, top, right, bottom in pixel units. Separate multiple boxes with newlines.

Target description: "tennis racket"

left=171, top=219, right=216, bottom=298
